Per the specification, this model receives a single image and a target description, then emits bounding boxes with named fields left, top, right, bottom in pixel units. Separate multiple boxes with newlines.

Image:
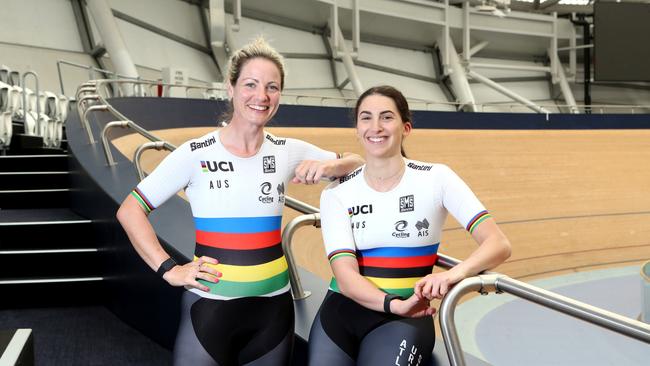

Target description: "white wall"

left=86, top=1, right=220, bottom=83
left=0, top=0, right=84, bottom=52
left=108, top=0, right=206, bottom=46
left=0, top=42, right=95, bottom=98
left=228, top=17, right=328, bottom=55
left=0, top=0, right=647, bottom=112
left=0, top=0, right=92, bottom=96
left=356, top=42, right=436, bottom=80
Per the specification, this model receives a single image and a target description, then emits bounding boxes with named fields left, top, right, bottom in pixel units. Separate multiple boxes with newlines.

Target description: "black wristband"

left=383, top=294, right=404, bottom=314
left=156, top=257, right=177, bottom=277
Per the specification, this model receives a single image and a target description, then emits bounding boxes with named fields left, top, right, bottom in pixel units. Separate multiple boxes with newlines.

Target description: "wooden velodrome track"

left=112, top=127, right=650, bottom=285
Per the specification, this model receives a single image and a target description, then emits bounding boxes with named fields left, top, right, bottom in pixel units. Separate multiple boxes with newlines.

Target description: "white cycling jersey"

left=132, top=129, right=336, bottom=300
left=320, top=159, right=491, bottom=297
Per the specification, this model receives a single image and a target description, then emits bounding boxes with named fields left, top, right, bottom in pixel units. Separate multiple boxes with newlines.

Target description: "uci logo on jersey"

left=347, top=204, right=373, bottom=217
left=201, top=161, right=234, bottom=173
left=392, top=220, right=410, bottom=238
left=259, top=182, right=274, bottom=203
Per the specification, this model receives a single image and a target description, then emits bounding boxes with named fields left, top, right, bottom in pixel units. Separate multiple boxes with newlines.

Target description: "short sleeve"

left=438, top=164, right=491, bottom=234
left=133, top=142, right=193, bottom=211
left=319, top=186, right=357, bottom=263
left=287, top=138, right=337, bottom=173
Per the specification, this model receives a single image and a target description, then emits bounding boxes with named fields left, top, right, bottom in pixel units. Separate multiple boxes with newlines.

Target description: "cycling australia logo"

left=415, top=218, right=429, bottom=237
left=393, top=220, right=410, bottom=238
left=259, top=182, right=273, bottom=203
left=277, top=182, right=285, bottom=203
left=263, top=155, right=276, bottom=173
left=399, top=195, right=414, bottom=212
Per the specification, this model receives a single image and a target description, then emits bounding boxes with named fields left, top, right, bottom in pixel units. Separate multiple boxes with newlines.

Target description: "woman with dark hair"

left=116, top=38, right=362, bottom=366
left=308, top=85, right=511, bottom=365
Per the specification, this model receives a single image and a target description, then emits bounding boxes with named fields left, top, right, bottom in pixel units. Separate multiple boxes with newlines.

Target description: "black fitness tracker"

left=157, top=257, right=177, bottom=277
left=383, top=294, right=404, bottom=314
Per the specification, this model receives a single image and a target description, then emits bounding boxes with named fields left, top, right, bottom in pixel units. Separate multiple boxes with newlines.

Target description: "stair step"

left=0, top=209, right=93, bottom=249
left=9, top=134, right=43, bottom=151
left=0, top=248, right=98, bottom=254
left=0, top=250, right=102, bottom=278
left=0, top=189, right=70, bottom=209
left=0, top=277, right=103, bottom=285
left=0, top=171, right=70, bottom=190
left=0, top=155, right=69, bottom=172
left=0, top=278, right=105, bottom=308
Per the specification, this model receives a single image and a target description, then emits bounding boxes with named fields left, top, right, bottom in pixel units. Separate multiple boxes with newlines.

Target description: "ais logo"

left=415, top=218, right=429, bottom=237
left=277, top=183, right=285, bottom=203
left=201, top=161, right=234, bottom=173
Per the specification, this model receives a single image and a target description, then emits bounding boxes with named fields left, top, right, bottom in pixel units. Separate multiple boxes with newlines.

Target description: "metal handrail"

left=58, top=60, right=156, bottom=96
left=81, top=105, right=108, bottom=143
left=101, top=119, right=174, bottom=166
left=101, top=121, right=129, bottom=165
left=439, top=274, right=650, bottom=366
left=134, top=141, right=176, bottom=180
left=281, top=213, right=320, bottom=299
left=76, top=76, right=650, bottom=113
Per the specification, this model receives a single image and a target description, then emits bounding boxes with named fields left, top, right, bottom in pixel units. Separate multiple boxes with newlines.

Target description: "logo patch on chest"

left=263, top=156, right=276, bottom=173
left=259, top=182, right=274, bottom=203
left=392, top=220, right=410, bottom=238
left=399, top=195, right=414, bottom=212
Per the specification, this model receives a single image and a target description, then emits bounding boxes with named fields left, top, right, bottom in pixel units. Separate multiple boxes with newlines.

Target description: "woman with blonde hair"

left=117, top=38, right=362, bottom=365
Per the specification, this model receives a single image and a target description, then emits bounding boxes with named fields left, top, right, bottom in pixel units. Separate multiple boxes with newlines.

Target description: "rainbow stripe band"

left=328, top=243, right=439, bottom=297
left=194, top=216, right=281, bottom=233
left=193, top=216, right=288, bottom=297
left=466, top=210, right=492, bottom=234
left=131, top=188, right=154, bottom=213
left=196, top=255, right=288, bottom=282
left=329, top=277, right=414, bottom=298
left=200, top=270, right=289, bottom=297
left=196, top=229, right=280, bottom=250
left=328, top=249, right=357, bottom=263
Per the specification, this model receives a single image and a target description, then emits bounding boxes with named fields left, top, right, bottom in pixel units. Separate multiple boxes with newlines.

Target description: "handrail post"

left=281, top=213, right=320, bottom=300
left=76, top=94, right=99, bottom=120
left=439, top=275, right=499, bottom=366
left=133, top=141, right=175, bottom=180
left=56, top=61, right=65, bottom=95
left=101, top=121, right=129, bottom=165
left=82, top=105, right=108, bottom=143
